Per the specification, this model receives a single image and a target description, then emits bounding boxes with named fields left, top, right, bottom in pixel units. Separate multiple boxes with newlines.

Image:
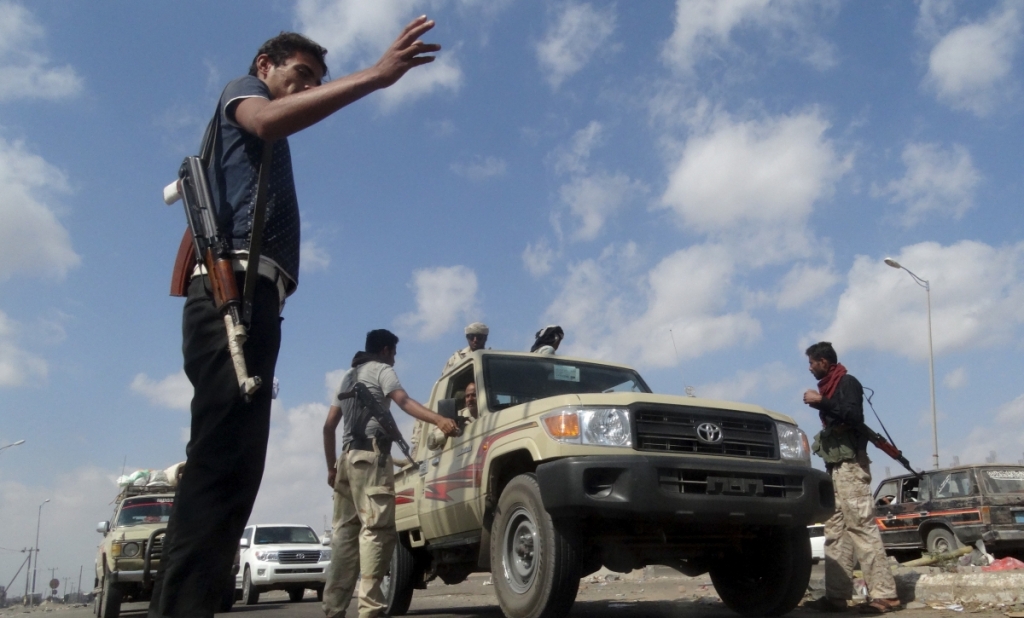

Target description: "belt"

left=346, top=437, right=376, bottom=452
left=191, top=258, right=288, bottom=308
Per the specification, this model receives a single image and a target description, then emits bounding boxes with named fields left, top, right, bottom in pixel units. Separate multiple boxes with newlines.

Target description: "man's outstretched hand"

left=373, top=16, right=441, bottom=88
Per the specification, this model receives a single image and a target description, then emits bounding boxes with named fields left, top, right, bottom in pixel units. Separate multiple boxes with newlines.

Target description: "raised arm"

left=235, top=16, right=440, bottom=141
left=388, top=389, right=458, bottom=436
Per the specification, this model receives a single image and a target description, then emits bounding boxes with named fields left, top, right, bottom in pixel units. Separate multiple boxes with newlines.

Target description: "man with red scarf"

left=802, top=342, right=900, bottom=614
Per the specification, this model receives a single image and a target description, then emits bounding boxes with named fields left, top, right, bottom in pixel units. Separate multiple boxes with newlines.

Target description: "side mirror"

left=239, top=538, right=250, bottom=548
left=96, top=521, right=109, bottom=534
left=437, top=398, right=459, bottom=421
left=321, top=536, right=330, bottom=546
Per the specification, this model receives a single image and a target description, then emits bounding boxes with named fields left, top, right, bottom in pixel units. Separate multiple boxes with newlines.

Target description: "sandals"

left=858, top=599, right=902, bottom=614
left=804, top=597, right=849, bottom=613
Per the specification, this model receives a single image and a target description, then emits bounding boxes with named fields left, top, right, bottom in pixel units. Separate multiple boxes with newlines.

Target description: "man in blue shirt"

left=147, top=18, right=441, bottom=618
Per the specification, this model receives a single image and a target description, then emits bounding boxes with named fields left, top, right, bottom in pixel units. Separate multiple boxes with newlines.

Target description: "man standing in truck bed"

left=322, top=329, right=456, bottom=618
left=802, top=342, right=900, bottom=614
left=150, top=19, right=444, bottom=618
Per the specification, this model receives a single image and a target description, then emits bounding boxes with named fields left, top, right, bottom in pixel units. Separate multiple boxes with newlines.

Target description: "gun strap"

left=241, top=142, right=274, bottom=325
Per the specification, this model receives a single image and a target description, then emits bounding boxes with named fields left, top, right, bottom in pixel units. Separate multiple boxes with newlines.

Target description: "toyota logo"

left=296, top=553, right=305, bottom=559
left=696, top=422, right=723, bottom=444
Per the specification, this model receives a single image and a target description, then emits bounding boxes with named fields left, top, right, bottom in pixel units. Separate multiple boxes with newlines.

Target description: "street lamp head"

left=884, top=257, right=901, bottom=269
left=12, top=439, right=25, bottom=446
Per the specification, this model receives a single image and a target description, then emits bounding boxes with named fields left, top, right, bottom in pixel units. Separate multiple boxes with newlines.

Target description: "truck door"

left=418, top=367, right=481, bottom=540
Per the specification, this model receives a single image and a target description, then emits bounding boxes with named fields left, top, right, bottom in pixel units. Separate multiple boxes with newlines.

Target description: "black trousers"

left=148, top=274, right=281, bottom=618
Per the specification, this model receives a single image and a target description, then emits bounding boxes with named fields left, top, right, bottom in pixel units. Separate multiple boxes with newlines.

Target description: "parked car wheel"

left=709, top=526, right=813, bottom=617
left=100, top=568, right=123, bottom=618
left=383, top=540, right=417, bottom=616
left=490, top=473, right=581, bottom=618
left=926, top=528, right=959, bottom=554
left=287, top=588, right=304, bottom=602
left=241, top=567, right=260, bottom=605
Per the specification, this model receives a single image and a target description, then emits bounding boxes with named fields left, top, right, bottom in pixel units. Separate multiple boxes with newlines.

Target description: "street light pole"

left=884, top=257, right=939, bottom=470
left=31, top=499, right=50, bottom=606
left=0, top=439, right=25, bottom=455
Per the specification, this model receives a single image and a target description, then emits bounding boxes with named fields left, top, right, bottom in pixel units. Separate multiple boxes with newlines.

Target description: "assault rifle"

left=819, top=407, right=921, bottom=478
left=163, top=156, right=261, bottom=400
left=338, top=382, right=417, bottom=465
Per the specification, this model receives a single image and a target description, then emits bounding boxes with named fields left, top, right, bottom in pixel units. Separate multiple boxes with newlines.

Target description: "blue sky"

left=2, top=0, right=1024, bottom=589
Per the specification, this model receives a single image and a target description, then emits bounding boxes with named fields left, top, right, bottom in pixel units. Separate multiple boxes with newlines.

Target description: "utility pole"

left=23, top=548, right=31, bottom=605
left=78, top=565, right=83, bottom=603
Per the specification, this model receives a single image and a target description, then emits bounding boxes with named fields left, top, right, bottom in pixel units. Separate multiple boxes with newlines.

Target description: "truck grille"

left=278, top=551, right=322, bottom=564
left=149, top=536, right=163, bottom=560
left=658, top=469, right=804, bottom=498
left=635, top=408, right=777, bottom=460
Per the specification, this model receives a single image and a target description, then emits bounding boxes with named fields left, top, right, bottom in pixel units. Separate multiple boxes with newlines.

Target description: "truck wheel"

left=316, top=586, right=324, bottom=602
left=287, top=588, right=304, bottom=602
left=709, top=526, right=812, bottom=617
left=926, top=528, right=959, bottom=554
left=490, top=473, right=580, bottom=618
left=100, top=571, right=123, bottom=618
left=241, top=567, right=259, bottom=605
left=383, top=541, right=416, bottom=616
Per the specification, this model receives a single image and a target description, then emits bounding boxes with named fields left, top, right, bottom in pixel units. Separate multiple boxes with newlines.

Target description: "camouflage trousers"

left=322, top=447, right=397, bottom=618
left=825, top=452, right=897, bottom=601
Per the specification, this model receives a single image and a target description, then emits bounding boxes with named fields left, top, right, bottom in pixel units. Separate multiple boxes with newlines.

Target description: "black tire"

left=287, top=588, right=304, bottom=603
left=315, top=587, right=324, bottom=602
left=709, top=526, right=813, bottom=617
left=383, top=541, right=417, bottom=616
left=100, top=571, right=123, bottom=618
left=241, top=567, right=259, bottom=605
left=490, top=473, right=581, bottom=618
left=926, top=528, right=959, bottom=554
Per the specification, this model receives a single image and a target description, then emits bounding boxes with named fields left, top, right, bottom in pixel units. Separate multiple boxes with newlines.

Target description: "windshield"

left=483, top=356, right=650, bottom=411
left=981, top=468, right=1024, bottom=495
left=254, top=526, right=319, bottom=545
left=116, top=497, right=174, bottom=527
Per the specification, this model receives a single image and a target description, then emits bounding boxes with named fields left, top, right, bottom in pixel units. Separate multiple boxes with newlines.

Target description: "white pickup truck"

left=382, top=350, right=834, bottom=618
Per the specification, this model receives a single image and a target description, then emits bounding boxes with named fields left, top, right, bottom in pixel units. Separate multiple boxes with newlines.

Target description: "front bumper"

left=536, top=455, right=834, bottom=526
left=248, top=564, right=328, bottom=586
left=983, top=529, right=1024, bottom=547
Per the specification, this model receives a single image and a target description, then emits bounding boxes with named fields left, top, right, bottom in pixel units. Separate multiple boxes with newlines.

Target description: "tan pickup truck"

left=383, top=351, right=834, bottom=618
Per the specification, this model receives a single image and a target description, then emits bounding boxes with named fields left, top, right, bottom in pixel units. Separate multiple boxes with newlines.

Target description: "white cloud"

left=130, top=370, right=192, bottom=411
left=661, top=0, right=837, bottom=74
left=546, top=243, right=760, bottom=368
left=816, top=241, right=1024, bottom=360
left=0, top=466, right=123, bottom=587
left=0, top=1, right=83, bottom=101
left=523, top=239, right=556, bottom=278
left=560, top=171, right=644, bottom=241
left=875, top=142, right=981, bottom=226
left=0, top=136, right=79, bottom=282
left=450, top=155, right=507, bottom=180
left=396, top=265, right=480, bottom=340
left=776, top=263, right=839, bottom=310
left=300, top=239, right=331, bottom=273
left=943, top=367, right=967, bottom=390
left=295, top=0, right=462, bottom=111
left=660, top=109, right=851, bottom=264
left=0, top=310, right=47, bottom=388
left=551, top=121, right=603, bottom=175
left=923, top=1, right=1021, bottom=116
left=694, top=361, right=798, bottom=404
left=536, top=2, right=616, bottom=88
left=956, top=394, right=1024, bottom=464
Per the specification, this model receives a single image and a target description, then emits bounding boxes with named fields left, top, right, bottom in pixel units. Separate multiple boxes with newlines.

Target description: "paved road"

left=4, top=566, right=1014, bottom=618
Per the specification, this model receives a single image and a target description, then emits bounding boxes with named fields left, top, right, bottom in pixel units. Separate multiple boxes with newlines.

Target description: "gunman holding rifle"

left=802, top=342, right=901, bottom=614
left=150, top=20, right=445, bottom=618
left=322, top=330, right=456, bottom=618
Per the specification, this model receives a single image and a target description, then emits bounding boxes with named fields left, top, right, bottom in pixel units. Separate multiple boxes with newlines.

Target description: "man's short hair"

left=249, top=32, right=328, bottom=79
left=805, top=341, right=838, bottom=365
left=366, top=329, right=399, bottom=355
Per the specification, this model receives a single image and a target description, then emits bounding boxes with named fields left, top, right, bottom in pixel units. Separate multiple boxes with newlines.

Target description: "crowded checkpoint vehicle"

left=381, top=350, right=834, bottom=618
left=236, top=524, right=331, bottom=604
left=873, top=464, right=1024, bottom=558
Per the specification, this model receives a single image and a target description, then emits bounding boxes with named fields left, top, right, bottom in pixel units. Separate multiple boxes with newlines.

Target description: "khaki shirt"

left=427, top=407, right=475, bottom=451
left=442, top=346, right=471, bottom=375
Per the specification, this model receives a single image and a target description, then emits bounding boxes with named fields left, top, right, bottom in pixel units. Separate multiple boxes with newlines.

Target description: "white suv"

left=237, top=524, right=331, bottom=604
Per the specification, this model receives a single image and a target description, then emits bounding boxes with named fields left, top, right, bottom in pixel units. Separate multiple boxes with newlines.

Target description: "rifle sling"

left=242, top=142, right=274, bottom=325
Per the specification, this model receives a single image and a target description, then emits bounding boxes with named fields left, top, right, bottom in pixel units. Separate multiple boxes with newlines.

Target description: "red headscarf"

left=817, top=362, right=847, bottom=399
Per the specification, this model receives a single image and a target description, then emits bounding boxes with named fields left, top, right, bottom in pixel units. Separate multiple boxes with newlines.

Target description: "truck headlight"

left=121, top=542, right=141, bottom=558
left=542, top=408, right=632, bottom=448
left=776, top=422, right=810, bottom=465
left=254, top=551, right=279, bottom=562
left=320, top=550, right=331, bottom=562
